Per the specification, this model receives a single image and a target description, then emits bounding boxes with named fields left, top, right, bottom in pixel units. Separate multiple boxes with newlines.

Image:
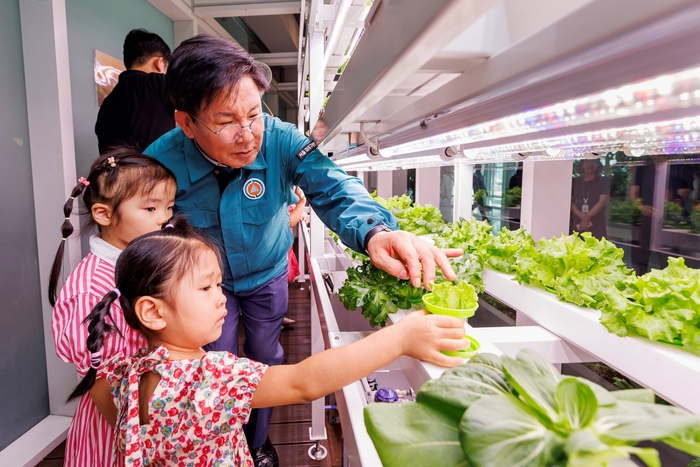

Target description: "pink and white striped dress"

left=52, top=236, right=146, bottom=467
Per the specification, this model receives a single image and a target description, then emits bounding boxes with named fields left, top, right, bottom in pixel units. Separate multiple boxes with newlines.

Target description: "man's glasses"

left=190, top=102, right=275, bottom=144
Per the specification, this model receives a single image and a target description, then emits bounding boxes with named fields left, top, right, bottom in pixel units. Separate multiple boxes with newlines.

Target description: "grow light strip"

left=379, top=65, right=700, bottom=157
left=464, top=115, right=700, bottom=162
left=342, top=155, right=450, bottom=171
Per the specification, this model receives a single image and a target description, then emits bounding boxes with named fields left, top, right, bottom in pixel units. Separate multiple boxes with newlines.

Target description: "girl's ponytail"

left=48, top=178, right=91, bottom=306
left=66, top=288, right=121, bottom=401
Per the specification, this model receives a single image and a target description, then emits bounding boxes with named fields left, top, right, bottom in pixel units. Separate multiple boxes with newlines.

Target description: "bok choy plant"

left=365, top=349, right=700, bottom=467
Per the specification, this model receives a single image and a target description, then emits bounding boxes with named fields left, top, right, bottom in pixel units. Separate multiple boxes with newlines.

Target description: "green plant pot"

left=441, top=334, right=480, bottom=358
left=422, top=293, right=478, bottom=319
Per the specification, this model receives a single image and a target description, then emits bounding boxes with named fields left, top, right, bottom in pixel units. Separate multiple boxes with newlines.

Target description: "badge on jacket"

left=296, top=141, right=317, bottom=161
left=243, top=178, right=265, bottom=200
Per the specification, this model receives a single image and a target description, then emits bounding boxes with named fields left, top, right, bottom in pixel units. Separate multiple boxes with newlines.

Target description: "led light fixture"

left=323, top=0, right=353, bottom=71
left=461, top=114, right=700, bottom=163
left=378, top=65, right=700, bottom=158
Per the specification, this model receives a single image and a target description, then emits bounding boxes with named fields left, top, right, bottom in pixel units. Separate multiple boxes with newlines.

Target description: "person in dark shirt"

left=570, top=159, right=611, bottom=240
left=95, top=29, right=175, bottom=153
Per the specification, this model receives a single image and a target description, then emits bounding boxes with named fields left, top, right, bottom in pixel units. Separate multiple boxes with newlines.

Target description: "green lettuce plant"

left=514, top=232, right=634, bottom=309
left=430, top=281, right=478, bottom=310
left=690, top=205, right=700, bottom=233
left=370, top=193, right=445, bottom=235
left=483, top=226, right=535, bottom=273
left=365, top=349, right=700, bottom=467
left=338, top=255, right=483, bottom=327
left=599, top=257, right=700, bottom=355
left=435, top=218, right=494, bottom=258
left=505, top=186, right=522, bottom=207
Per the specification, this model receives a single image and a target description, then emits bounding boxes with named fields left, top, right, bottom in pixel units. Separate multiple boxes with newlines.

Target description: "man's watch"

left=364, top=222, right=392, bottom=252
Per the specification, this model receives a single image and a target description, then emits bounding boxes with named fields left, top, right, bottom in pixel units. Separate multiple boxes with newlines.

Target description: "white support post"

left=453, top=163, right=473, bottom=221
left=20, top=0, right=80, bottom=418
left=416, top=166, right=441, bottom=207
left=308, top=29, right=324, bottom=131
left=308, top=284, right=328, bottom=443
left=520, top=160, right=573, bottom=241
left=376, top=170, right=393, bottom=198
left=308, top=24, right=325, bottom=260
left=650, top=159, right=668, bottom=251
left=307, top=18, right=329, bottom=451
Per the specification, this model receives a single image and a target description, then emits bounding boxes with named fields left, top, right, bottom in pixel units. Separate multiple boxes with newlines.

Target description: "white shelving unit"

left=482, top=269, right=700, bottom=413
left=300, top=1, right=700, bottom=465
left=307, top=229, right=648, bottom=466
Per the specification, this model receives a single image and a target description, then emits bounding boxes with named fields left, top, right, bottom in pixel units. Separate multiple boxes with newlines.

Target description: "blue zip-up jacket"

left=145, top=117, right=397, bottom=293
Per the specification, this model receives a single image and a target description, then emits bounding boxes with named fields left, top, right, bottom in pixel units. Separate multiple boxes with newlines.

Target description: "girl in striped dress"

left=49, top=148, right=176, bottom=467
left=69, top=216, right=467, bottom=467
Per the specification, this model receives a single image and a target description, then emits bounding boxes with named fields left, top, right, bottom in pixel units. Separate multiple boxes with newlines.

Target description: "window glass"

left=472, top=162, right=522, bottom=231
left=570, top=152, right=700, bottom=274
left=440, top=166, right=454, bottom=223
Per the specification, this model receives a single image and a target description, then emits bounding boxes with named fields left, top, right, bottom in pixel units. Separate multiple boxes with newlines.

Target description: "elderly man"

left=145, top=35, right=461, bottom=467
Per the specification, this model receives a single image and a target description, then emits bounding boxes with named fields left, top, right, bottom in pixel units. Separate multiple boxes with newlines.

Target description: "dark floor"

left=38, top=281, right=343, bottom=467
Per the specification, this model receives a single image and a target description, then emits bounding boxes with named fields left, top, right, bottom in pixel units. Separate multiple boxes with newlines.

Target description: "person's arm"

left=285, top=127, right=462, bottom=288
left=571, top=199, right=585, bottom=221
left=587, top=193, right=610, bottom=218
left=251, top=311, right=467, bottom=408
left=289, top=187, right=307, bottom=228
left=630, top=185, right=655, bottom=217
left=90, top=379, right=117, bottom=427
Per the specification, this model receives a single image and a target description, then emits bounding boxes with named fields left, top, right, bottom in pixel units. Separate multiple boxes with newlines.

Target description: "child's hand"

left=394, top=310, right=470, bottom=367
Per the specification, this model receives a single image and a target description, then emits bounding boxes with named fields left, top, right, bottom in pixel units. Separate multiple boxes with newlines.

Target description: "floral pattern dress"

left=100, top=347, right=267, bottom=466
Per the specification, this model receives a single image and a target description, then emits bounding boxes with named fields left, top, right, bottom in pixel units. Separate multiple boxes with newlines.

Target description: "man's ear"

left=134, top=296, right=167, bottom=332
left=175, top=110, right=196, bottom=139
left=92, top=203, right=113, bottom=227
left=154, top=56, right=167, bottom=73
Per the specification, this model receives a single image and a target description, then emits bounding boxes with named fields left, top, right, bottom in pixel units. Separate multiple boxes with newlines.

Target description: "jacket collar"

left=184, top=134, right=267, bottom=184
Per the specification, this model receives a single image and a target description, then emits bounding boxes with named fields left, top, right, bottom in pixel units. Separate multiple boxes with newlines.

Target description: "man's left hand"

left=366, top=230, right=463, bottom=289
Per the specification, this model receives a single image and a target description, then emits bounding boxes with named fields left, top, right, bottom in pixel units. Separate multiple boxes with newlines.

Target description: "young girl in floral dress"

left=49, top=149, right=176, bottom=467
left=70, top=215, right=468, bottom=466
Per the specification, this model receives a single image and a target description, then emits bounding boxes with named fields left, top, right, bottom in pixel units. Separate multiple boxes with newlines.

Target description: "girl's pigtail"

left=161, top=214, right=196, bottom=236
left=48, top=178, right=90, bottom=306
left=66, top=288, right=119, bottom=402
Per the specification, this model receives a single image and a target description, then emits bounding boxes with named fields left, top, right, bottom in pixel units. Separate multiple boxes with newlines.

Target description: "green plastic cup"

left=441, top=334, right=480, bottom=358
left=422, top=293, right=478, bottom=319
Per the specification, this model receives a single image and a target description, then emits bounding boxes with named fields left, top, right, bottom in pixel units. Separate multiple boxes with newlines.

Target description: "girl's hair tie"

left=78, top=177, right=90, bottom=187
left=112, top=288, right=121, bottom=298
left=89, top=351, right=102, bottom=370
left=164, top=223, right=174, bottom=229
left=107, top=156, right=116, bottom=168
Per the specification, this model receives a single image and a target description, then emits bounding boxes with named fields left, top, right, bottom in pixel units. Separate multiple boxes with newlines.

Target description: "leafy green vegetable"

left=337, top=259, right=423, bottom=327
left=365, top=349, right=700, bottom=467
left=599, top=256, right=700, bottom=355
left=461, top=393, right=565, bottom=467
left=609, top=199, right=641, bottom=226
left=691, top=205, right=700, bottom=234
left=664, top=201, right=685, bottom=228
left=339, top=253, right=484, bottom=327
left=505, top=186, right=522, bottom=207
left=371, top=193, right=445, bottom=235
left=364, top=402, right=468, bottom=467
left=435, top=218, right=493, bottom=257
left=514, top=232, right=634, bottom=309
left=474, top=188, right=488, bottom=206
left=416, top=363, right=512, bottom=421
left=482, top=227, right=535, bottom=273
left=430, top=281, right=478, bottom=310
